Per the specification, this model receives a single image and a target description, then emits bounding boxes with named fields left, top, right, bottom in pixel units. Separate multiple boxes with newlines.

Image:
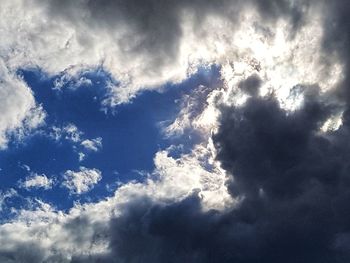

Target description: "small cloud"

left=81, top=137, right=102, bottom=152
left=20, top=164, right=31, bottom=172
left=62, top=124, right=83, bottom=143
left=78, top=152, right=86, bottom=162
left=0, top=189, right=18, bottom=212
left=20, top=173, right=54, bottom=190
left=62, top=167, right=102, bottom=195
left=50, top=124, right=83, bottom=143
left=49, top=124, right=102, bottom=161
left=53, top=71, right=93, bottom=91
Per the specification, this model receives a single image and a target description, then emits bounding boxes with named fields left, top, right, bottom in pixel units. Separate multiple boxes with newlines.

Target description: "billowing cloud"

left=0, top=61, right=45, bottom=149
left=1, top=0, right=332, bottom=104
left=76, top=89, right=350, bottom=262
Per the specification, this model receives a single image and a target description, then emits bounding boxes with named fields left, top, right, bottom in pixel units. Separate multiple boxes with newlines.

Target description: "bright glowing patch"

left=321, top=113, right=343, bottom=132
left=215, top=7, right=344, bottom=111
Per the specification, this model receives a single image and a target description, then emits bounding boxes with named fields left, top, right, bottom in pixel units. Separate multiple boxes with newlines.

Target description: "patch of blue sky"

left=0, top=65, right=221, bottom=216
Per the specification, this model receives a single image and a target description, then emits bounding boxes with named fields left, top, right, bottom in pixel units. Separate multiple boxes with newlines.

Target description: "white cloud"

left=62, top=167, right=102, bottom=194
left=0, top=189, right=17, bottom=212
left=78, top=152, right=86, bottom=162
left=0, top=139, right=233, bottom=260
left=0, top=107, right=235, bottom=258
left=81, top=137, right=102, bottom=152
left=50, top=124, right=84, bottom=143
left=0, top=0, right=342, bottom=167
left=0, top=0, right=342, bottom=107
left=53, top=73, right=93, bottom=90
left=151, top=142, right=233, bottom=211
left=0, top=61, right=45, bottom=149
left=20, top=173, right=54, bottom=190
left=0, top=199, right=111, bottom=262
left=50, top=125, right=103, bottom=161
left=63, top=124, right=82, bottom=143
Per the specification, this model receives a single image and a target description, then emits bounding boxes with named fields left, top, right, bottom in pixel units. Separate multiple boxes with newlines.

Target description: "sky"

left=0, top=0, right=350, bottom=262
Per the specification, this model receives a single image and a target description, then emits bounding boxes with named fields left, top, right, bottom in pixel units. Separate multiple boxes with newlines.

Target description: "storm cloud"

left=73, top=87, right=346, bottom=262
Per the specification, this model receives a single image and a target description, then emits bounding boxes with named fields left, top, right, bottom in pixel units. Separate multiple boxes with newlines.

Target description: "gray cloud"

left=95, top=88, right=350, bottom=263
left=56, top=88, right=350, bottom=263
left=42, top=0, right=306, bottom=80
left=321, top=1, right=350, bottom=105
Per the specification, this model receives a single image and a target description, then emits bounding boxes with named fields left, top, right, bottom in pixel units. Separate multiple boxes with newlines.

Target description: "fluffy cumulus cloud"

left=63, top=167, right=102, bottom=195
left=20, top=173, right=53, bottom=190
left=1, top=0, right=350, bottom=262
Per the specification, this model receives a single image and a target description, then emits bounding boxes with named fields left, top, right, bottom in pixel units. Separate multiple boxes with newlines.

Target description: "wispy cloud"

left=81, top=137, right=102, bottom=152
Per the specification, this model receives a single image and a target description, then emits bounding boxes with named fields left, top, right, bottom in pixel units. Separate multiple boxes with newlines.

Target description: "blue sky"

left=0, top=65, right=220, bottom=214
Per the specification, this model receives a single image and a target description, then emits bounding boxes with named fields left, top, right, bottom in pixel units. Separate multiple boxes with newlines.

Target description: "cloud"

left=53, top=73, right=93, bottom=91
left=0, top=189, right=17, bottom=212
left=11, top=87, right=349, bottom=262
left=1, top=82, right=350, bottom=262
left=20, top=173, right=54, bottom=190
left=0, top=61, right=45, bottom=149
left=0, top=127, right=231, bottom=261
left=0, top=0, right=350, bottom=262
left=0, top=0, right=321, bottom=105
left=81, top=138, right=102, bottom=152
left=50, top=124, right=102, bottom=161
left=210, top=90, right=350, bottom=262
left=88, top=88, right=350, bottom=262
left=0, top=199, right=111, bottom=262
left=163, top=85, right=216, bottom=138
left=50, top=124, right=83, bottom=143
left=62, top=167, right=102, bottom=194
left=321, top=1, right=350, bottom=103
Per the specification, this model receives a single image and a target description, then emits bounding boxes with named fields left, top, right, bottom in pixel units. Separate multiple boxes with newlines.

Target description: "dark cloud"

left=321, top=1, right=350, bottom=103
left=215, top=88, right=334, bottom=199
left=238, top=74, right=262, bottom=97
left=0, top=243, right=46, bottom=263
left=91, top=88, right=350, bottom=263
left=0, top=212, right=111, bottom=262
left=212, top=90, right=350, bottom=262
left=106, top=195, right=236, bottom=263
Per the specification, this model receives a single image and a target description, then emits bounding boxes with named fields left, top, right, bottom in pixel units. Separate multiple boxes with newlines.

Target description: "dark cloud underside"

left=86, top=90, right=350, bottom=263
